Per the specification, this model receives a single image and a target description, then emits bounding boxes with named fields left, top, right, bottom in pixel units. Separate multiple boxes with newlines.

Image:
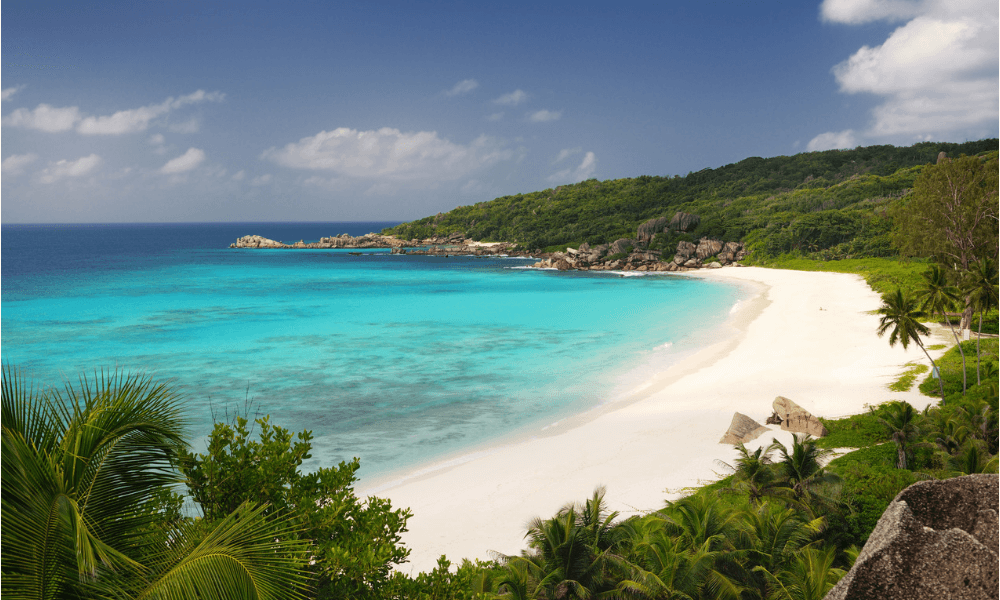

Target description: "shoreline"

left=359, top=266, right=950, bottom=574
left=358, top=272, right=765, bottom=497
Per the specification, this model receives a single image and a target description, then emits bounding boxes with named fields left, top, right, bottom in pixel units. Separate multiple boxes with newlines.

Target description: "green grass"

left=889, top=363, right=929, bottom=392
left=746, top=257, right=930, bottom=296
left=918, top=338, right=999, bottom=397
left=926, top=344, right=947, bottom=351
left=817, top=406, right=893, bottom=449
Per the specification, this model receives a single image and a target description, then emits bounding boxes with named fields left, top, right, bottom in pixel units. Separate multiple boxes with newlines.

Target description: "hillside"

left=383, top=139, right=998, bottom=258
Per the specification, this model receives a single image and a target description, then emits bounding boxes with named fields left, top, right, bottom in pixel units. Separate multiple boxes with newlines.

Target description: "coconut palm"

left=715, top=443, right=790, bottom=507
left=949, top=441, right=999, bottom=475
left=916, top=265, right=966, bottom=394
left=932, top=418, right=970, bottom=455
left=964, top=258, right=1000, bottom=385
left=617, top=529, right=743, bottom=600
left=512, top=507, right=624, bottom=599
left=876, top=288, right=945, bottom=400
left=753, top=546, right=846, bottom=600
left=876, top=401, right=922, bottom=469
left=738, top=503, right=826, bottom=600
left=767, top=435, right=841, bottom=517
left=1, top=366, right=309, bottom=600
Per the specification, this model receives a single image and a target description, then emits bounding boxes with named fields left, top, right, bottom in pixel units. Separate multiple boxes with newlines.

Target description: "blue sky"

left=2, top=0, right=997, bottom=223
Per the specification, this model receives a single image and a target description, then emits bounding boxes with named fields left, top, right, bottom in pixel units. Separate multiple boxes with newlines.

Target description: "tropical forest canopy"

left=384, top=139, right=998, bottom=259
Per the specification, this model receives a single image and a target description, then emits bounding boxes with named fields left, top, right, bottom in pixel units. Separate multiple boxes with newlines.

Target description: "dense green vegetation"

left=384, top=140, right=996, bottom=259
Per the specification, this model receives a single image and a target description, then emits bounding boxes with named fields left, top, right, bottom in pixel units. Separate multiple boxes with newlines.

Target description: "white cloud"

left=160, top=148, right=206, bottom=174
left=4, top=90, right=223, bottom=135
left=77, top=90, right=223, bottom=135
left=232, top=170, right=246, bottom=181
left=262, top=127, right=513, bottom=182
left=548, top=151, right=596, bottom=183
left=445, top=79, right=479, bottom=96
left=807, top=129, right=859, bottom=151
left=168, top=118, right=200, bottom=133
left=251, top=174, right=272, bottom=186
left=820, top=0, right=926, bottom=24
left=3, top=104, right=82, bottom=132
left=38, top=154, right=102, bottom=183
left=2, top=85, right=26, bottom=101
left=816, top=0, right=998, bottom=142
left=553, top=147, right=581, bottom=164
left=494, top=89, right=527, bottom=106
left=1, top=153, right=38, bottom=176
left=529, top=109, right=562, bottom=122
left=486, top=112, right=504, bottom=121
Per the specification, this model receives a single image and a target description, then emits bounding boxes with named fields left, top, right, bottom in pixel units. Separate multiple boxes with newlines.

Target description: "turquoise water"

left=1, top=223, right=750, bottom=480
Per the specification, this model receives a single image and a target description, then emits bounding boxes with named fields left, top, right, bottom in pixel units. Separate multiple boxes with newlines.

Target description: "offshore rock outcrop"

left=825, top=474, right=999, bottom=600
left=230, top=233, right=519, bottom=256
left=232, top=214, right=750, bottom=274
left=231, top=233, right=408, bottom=249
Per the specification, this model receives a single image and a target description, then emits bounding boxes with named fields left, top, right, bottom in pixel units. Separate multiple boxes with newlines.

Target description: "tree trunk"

left=895, top=434, right=907, bottom=469
left=917, top=339, right=946, bottom=401
left=943, top=314, right=968, bottom=395
left=976, top=312, right=983, bottom=385
left=961, top=293, right=974, bottom=332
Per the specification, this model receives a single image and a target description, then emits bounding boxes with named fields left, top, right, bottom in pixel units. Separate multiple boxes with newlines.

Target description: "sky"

left=1, top=0, right=997, bottom=223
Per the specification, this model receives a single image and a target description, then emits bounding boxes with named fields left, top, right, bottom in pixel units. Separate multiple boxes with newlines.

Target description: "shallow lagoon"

left=1, top=222, right=749, bottom=479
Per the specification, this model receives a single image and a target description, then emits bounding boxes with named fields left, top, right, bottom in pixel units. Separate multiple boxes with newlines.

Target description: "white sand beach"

left=359, top=266, right=952, bottom=574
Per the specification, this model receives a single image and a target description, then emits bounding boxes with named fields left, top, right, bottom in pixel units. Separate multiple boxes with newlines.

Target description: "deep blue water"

left=1, top=222, right=749, bottom=480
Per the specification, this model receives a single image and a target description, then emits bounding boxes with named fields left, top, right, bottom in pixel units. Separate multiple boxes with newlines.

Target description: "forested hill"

left=383, top=139, right=998, bottom=259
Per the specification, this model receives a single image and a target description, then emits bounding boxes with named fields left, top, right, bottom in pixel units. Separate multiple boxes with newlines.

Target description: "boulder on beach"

left=824, top=474, right=999, bottom=600
left=719, top=412, right=771, bottom=445
left=772, top=396, right=828, bottom=437
left=695, top=238, right=723, bottom=259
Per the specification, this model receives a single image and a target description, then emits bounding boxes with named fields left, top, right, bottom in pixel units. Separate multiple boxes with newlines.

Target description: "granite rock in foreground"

left=825, top=474, right=999, bottom=600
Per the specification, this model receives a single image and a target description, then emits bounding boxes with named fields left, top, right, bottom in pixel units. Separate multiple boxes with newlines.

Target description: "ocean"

left=1, top=222, right=750, bottom=481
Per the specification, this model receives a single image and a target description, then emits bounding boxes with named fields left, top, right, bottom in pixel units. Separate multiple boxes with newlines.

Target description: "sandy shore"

left=358, top=266, right=951, bottom=574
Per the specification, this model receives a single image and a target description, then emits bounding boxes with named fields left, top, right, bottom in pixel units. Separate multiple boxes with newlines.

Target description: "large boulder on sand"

left=719, top=413, right=771, bottom=445
left=772, top=396, right=828, bottom=437
left=695, top=238, right=724, bottom=259
left=824, top=474, right=999, bottom=600
left=674, top=241, right=697, bottom=264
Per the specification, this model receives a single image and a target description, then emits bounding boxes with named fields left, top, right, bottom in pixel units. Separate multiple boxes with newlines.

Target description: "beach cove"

left=364, top=266, right=951, bottom=573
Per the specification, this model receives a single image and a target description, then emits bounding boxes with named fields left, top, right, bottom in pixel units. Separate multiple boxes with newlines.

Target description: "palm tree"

left=618, top=501, right=744, bottom=600
left=715, top=443, right=789, bottom=507
left=753, top=546, right=846, bottom=600
left=948, top=441, right=999, bottom=475
left=618, top=531, right=743, bottom=600
left=767, top=435, right=841, bottom=517
left=964, top=258, right=999, bottom=385
left=1, top=366, right=309, bottom=600
left=916, top=265, right=966, bottom=394
left=876, top=288, right=945, bottom=400
left=875, top=401, right=922, bottom=469
left=738, top=503, right=825, bottom=600
left=509, top=504, right=626, bottom=599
